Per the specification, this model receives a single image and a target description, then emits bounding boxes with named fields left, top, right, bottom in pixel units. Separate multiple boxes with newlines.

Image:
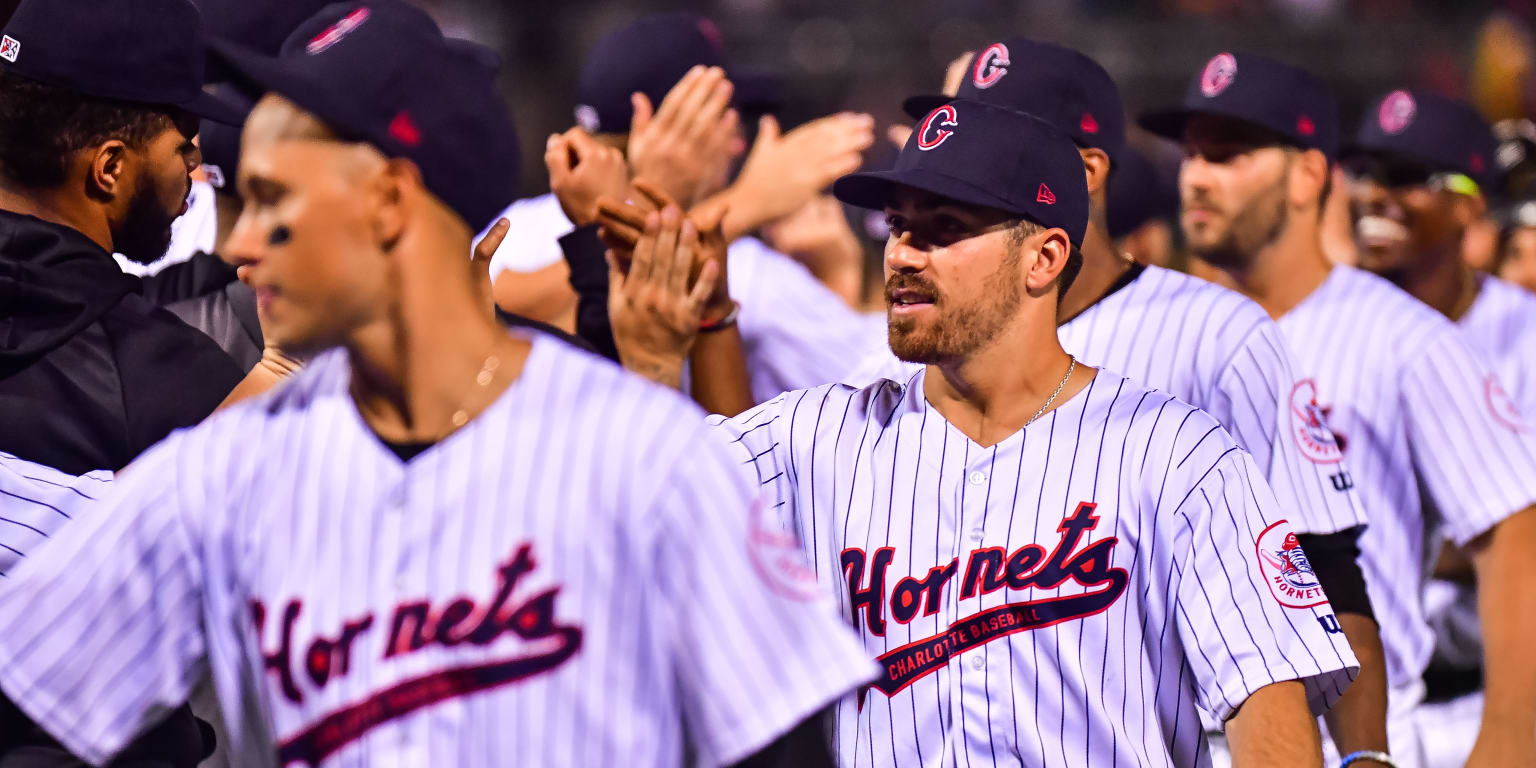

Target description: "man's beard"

left=887, top=246, right=1023, bottom=364
left=1187, top=179, right=1288, bottom=271
left=114, top=175, right=182, bottom=266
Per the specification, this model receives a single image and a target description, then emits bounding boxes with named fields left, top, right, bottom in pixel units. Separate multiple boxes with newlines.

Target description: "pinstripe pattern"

left=0, top=453, right=111, bottom=574
left=1459, top=274, right=1536, bottom=421
left=710, top=368, right=1359, bottom=767
left=848, top=265, right=1367, bottom=538
left=485, top=195, right=886, bottom=403
left=0, top=334, right=876, bottom=768
left=1277, top=265, right=1536, bottom=691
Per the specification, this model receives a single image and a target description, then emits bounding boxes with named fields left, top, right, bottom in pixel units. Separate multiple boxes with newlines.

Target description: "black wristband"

left=1297, top=525, right=1375, bottom=619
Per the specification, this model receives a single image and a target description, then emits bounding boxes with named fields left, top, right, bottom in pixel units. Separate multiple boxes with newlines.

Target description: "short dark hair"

left=1009, top=219, right=1084, bottom=298
left=0, top=67, right=173, bottom=190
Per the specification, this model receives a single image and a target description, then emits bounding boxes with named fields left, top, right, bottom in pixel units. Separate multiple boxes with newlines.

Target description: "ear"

left=87, top=140, right=132, bottom=200
left=372, top=157, right=421, bottom=249
left=1024, top=227, right=1074, bottom=294
left=1079, top=148, right=1111, bottom=196
left=1287, top=148, right=1329, bottom=211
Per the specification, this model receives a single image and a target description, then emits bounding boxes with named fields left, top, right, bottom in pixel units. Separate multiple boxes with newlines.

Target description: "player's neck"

left=923, top=310, right=1093, bottom=448
left=0, top=183, right=113, bottom=254
left=346, top=231, right=529, bottom=444
left=1057, top=218, right=1131, bottom=325
left=1219, top=222, right=1331, bottom=320
left=1397, top=246, right=1478, bottom=321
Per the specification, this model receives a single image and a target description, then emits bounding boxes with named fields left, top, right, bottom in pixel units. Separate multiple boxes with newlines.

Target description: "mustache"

left=885, top=272, right=940, bottom=303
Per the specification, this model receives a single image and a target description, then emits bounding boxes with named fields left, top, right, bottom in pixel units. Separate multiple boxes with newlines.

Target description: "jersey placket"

left=949, top=443, right=1005, bottom=765
left=372, top=478, right=430, bottom=767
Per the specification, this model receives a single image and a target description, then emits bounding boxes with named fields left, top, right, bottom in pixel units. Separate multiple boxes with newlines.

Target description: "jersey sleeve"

left=1401, top=324, right=1536, bottom=545
left=0, top=433, right=210, bottom=765
left=652, top=421, right=876, bottom=767
left=729, top=238, right=885, bottom=402
left=1213, top=320, right=1367, bottom=535
left=1165, top=430, right=1359, bottom=724
left=0, top=454, right=113, bottom=574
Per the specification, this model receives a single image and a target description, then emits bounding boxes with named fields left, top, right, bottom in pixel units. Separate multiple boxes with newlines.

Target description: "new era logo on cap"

left=917, top=105, right=958, bottom=151
left=306, top=7, right=369, bottom=55
left=1200, top=53, right=1237, bottom=97
left=972, top=42, right=1010, bottom=89
left=1378, top=90, right=1415, bottom=135
left=1036, top=183, right=1056, bottom=204
left=0, top=35, right=19, bottom=63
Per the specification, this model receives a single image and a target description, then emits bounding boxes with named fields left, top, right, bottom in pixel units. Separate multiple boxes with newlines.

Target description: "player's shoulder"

left=718, top=373, right=916, bottom=442
left=1090, top=369, right=1244, bottom=479
left=1465, top=274, right=1536, bottom=335
left=1313, top=265, right=1449, bottom=333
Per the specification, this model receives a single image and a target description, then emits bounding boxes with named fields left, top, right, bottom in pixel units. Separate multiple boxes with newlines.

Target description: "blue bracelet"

left=1340, top=751, right=1397, bottom=768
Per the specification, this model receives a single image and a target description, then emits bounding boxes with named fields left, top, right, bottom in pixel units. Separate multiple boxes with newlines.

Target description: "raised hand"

left=607, top=204, right=720, bottom=389
left=471, top=217, right=511, bottom=314
left=597, top=178, right=733, bottom=318
left=762, top=195, right=865, bottom=307
left=627, top=65, right=741, bottom=208
left=545, top=128, right=630, bottom=226
left=719, top=111, right=875, bottom=240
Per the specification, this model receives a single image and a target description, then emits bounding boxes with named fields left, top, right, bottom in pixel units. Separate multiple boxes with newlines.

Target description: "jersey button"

left=967, top=470, right=986, bottom=486
left=971, top=655, right=985, bottom=671
left=969, top=527, right=984, bottom=542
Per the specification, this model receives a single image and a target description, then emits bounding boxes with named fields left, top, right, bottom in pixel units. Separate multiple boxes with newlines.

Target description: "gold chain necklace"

left=1026, top=356, right=1077, bottom=427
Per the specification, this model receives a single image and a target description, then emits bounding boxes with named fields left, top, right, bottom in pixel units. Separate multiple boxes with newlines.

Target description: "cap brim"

left=209, top=39, right=394, bottom=152
left=179, top=87, right=250, bottom=126
left=832, top=167, right=1026, bottom=218
left=902, top=94, right=948, bottom=120
left=1137, top=108, right=1195, bottom=142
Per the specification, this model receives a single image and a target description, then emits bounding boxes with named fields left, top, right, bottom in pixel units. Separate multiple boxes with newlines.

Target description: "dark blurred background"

left=403, top=0, right=1536, bottom=197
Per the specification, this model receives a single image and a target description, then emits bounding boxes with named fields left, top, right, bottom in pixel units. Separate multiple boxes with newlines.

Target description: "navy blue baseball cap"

left=902, top=38, right=1126, bottom=164
left=0, top=0, right=243, bottom=124
left=1140, top=51, right=1339, bottom=161
left=574, top=13, right=780, bottom=135
left=1107, top=147, right=1179, bottom=240
left=833, top=99, right=1090, bottom=246
left=196, top=0, right=336, bottom=56
left=197, top=85, right=254, bottom=194
left=210, top=1, right=519, bottom=232
left=1343, top=89, right=1497, bottom=188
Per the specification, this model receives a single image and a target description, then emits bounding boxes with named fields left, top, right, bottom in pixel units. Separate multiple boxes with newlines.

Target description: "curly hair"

left=0, top=66, right=173, bottom=190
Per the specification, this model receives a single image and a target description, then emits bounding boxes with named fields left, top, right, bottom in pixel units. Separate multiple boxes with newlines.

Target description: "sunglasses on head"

left=1344, top=155, right=1480, bottom=196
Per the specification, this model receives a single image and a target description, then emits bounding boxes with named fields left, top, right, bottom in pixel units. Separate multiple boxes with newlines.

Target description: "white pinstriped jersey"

left=0, top=453, right=112, bottom=573
left=0, top=334, right=877, bottom=768
left=710, top=368, right=1359, bottom=767
left=1424, top=274, right=1536, bottom=668
left=486, top=194, right=885, bottom=403
left=1276, top=265, right=1536, bottom=689
left=847, top=265, right=1366, bottom=537
left=1459, top=274, right=1536, bottom=422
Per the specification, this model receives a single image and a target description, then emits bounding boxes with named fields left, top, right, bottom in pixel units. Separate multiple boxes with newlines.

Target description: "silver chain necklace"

left=1025, top=356, right=1076, bottom=427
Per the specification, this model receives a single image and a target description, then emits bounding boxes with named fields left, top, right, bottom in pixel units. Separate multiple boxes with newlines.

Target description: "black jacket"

left=0, top=210, right=243, bottom=474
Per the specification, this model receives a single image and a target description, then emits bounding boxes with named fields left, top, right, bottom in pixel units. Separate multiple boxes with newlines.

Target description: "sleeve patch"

left=1255, top=520, right=1329, bottom=608
left=1289, top=380, right=1343, bottom=464
left=746, top=497, right=822, bottom=602
left=1485, top=375, right=1530, bottom=433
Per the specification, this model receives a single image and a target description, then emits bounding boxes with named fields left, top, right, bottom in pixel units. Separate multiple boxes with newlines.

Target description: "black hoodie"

left=0, top=210, right=243, bottom=474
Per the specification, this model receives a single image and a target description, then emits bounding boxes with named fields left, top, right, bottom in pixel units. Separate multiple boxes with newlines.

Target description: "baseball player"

left=704, top=99, right=1359, bottom=766
left=0, top=4, right=876, bottom=767
left=1143, top=51, right=1536, bottom=766
left=844, top=39, right=1388, bottom=758
left=1340, top=89, right=1536, bottom=766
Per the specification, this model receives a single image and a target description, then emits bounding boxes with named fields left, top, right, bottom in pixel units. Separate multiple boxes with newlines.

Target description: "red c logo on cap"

left=1201, top=53, right=1238, bottom=98
left=1379, top=90, right=1416, bottom=136
left=917, top=105, right=958, bottom=151
left=972, top=43, right=1011, bottom=89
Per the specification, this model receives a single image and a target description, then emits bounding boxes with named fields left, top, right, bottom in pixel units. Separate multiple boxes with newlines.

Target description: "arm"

left=1225, top=681, right=1324, bottom=767
left=708, top=112, right=875, bottom=241
left=1467, top=504, right=1536, bottom=765
left=1296, top=529, right=1389, bottom=759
